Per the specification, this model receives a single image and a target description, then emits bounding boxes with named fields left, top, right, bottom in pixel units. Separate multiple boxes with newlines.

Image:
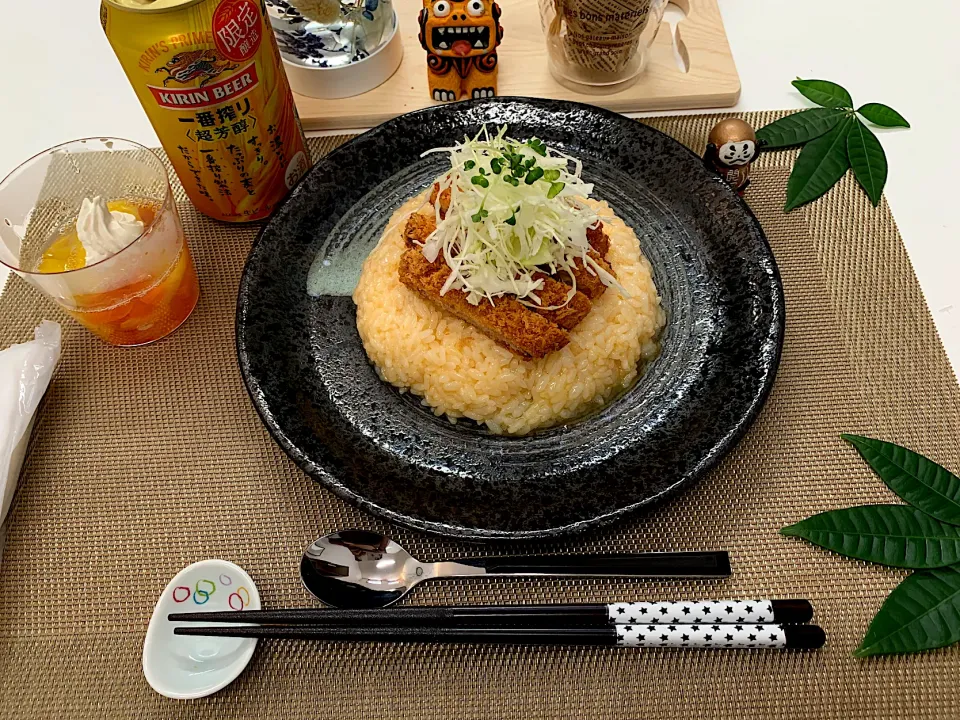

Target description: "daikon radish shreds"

left=419, top=125, right=620, bottom=308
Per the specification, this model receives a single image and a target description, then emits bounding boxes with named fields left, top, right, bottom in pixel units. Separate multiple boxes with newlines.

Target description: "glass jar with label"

left=538, top=0, right=668, bottom=92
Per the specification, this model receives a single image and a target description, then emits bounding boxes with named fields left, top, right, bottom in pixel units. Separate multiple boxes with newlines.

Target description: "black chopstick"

left=459, top=550, right=732, bottom=576
left=169, top=599, right=813, bottom=627
left=173, top=623, right=826, bottom=650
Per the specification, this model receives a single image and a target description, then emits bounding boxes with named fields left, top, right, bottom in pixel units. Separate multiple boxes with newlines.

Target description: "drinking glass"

left=0, top=138, right=199, bottom=347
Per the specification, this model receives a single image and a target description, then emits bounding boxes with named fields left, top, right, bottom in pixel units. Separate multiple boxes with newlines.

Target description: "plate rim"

left=236, top=97, right=786, bottom=540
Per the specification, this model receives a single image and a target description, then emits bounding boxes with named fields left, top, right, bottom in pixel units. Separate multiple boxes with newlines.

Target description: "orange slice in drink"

left=64, top=238, right=87, bottom=270
left=106, top=199, right=142, bottom=221
left=37, top=231, right=85, bottom=273
left=36, top=201, right=148, bottom=274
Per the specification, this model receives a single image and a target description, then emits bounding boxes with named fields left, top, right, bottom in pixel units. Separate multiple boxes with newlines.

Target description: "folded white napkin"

left=0, top=321, right=61, bottom=527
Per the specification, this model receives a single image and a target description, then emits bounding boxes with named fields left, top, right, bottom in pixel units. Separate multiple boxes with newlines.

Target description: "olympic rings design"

left=169, top=575, right=246, bottom=607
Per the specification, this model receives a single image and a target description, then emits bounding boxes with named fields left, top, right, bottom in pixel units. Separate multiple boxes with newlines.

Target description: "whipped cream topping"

left=76, top=196, right=144, bottom=265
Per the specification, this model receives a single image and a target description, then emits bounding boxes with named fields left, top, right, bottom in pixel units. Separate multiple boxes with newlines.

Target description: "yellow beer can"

left=100, top=0, right=310, bottom=222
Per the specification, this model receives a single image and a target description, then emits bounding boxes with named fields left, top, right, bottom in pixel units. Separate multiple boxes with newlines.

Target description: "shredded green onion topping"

left=418, top=125, right=618, bottom=308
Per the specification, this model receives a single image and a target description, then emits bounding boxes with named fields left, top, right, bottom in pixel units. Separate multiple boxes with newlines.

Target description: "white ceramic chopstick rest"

left=143, top=559, right=260, bottom=699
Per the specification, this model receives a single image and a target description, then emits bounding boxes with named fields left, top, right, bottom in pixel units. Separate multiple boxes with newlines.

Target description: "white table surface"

left=1, top=0, right=957, bottom=375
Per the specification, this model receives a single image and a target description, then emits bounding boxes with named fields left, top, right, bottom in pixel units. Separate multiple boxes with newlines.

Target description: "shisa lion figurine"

left=418, top=0, right=503, bottom=102
left=703, top=118, right=762, bottom=196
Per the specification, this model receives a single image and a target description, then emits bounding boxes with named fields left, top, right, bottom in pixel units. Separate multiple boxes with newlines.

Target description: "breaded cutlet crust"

left=429, top=183, right=451, bottom=218
left=586, top=221, right=609, bottom=257
left=403, top=211, right=437, bottom=247
left=529, top=273, right=593, bottom=330
left=403, top=210, right=593, bottom=332
left=398, top=192, right=617, bottom=356
left=560, top=252, right=614, bottom=301
left=398, top=248, right=570, bottom=360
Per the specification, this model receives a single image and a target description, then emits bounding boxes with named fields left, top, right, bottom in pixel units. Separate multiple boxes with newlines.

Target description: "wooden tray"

left=293, top=0, right=739, bottom=131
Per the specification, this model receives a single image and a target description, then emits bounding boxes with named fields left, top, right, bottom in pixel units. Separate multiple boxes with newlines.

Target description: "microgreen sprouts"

left=418, top=125, right=616, bottom=308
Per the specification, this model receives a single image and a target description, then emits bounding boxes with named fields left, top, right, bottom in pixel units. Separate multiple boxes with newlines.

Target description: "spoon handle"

left=451, top=551, right=730, bottom=578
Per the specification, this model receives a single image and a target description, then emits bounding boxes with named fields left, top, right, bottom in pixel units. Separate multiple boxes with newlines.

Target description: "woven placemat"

left=1, top=111, right=958, bottom=719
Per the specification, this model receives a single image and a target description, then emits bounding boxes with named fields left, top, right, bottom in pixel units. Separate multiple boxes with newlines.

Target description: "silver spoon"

left=300, top=529, right=731, bottom=608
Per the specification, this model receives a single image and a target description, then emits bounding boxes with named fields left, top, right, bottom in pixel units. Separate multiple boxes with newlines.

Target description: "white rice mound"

left=353, top=194, right=665, bottom=435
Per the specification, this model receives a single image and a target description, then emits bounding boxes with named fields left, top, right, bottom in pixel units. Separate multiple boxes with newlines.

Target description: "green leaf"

left=792, top=78, right=854, bottom=108
left=780, top=504, right=960, bottom=568
left=547, top=182, right=565, bottom=199
left=855, top=566, right=960, bottom=656
left=857, top=103, right=910, bottom=128
left=842, top=435, right=960, bottom=526
left=784, top=117, right=852, bottom=211
left=527, top=138, right=547, bottom=156
left=524, top=167, right=544, bottom=185
left=847, top=119, right=888, bottom=207
left=756, top=108, right=849, bottom=148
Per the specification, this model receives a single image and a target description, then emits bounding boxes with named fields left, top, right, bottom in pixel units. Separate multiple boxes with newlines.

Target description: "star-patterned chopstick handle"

left=606, top=599, right=812, bottom=625
left=614, top=623, right=825, bottom=650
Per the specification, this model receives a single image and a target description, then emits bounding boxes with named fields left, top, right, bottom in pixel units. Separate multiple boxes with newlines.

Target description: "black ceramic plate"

left=236, top=97, right=784, bottom=540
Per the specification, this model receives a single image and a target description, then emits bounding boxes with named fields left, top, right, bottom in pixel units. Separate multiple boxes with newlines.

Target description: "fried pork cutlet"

left=403, top=210, right=437, bottom=247
left=558, top=252, right=614, bottom=302
left=399, top=248, right=570, bottom=360
left=402, top=210, right=593, bottom=331
left=557, top=218, right=615, bottom=302
left=529, top=273, right=593, bottom=330
left=586, top=221, right=609, bottom=257
left=429, top=183, right=451, bottom=218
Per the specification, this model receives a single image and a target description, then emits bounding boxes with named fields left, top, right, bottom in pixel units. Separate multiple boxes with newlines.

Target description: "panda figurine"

left=703, top=118, right=762, bottom=196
